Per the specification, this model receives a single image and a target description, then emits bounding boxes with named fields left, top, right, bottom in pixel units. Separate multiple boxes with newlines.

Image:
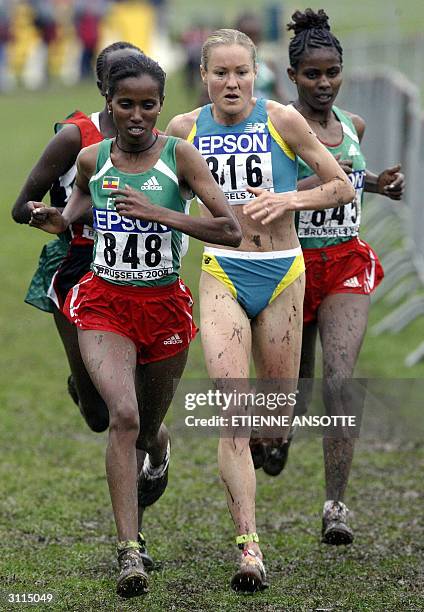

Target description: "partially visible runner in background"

left=235, top=12, right=288, bottom=103
left=264, top=8, right=405, bottom=545
left=12, top=41, right=142, bottom=434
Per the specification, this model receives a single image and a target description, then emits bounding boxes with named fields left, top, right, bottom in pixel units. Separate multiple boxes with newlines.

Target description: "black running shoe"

left=116, top=544, right=148, bottom=598
left=249, top=439, right=268, bottom=470
left=138, top=466, right=169, bottom=507
left=262, top=438, right=291, bottom=477
left=137, top=532, right=155, bottom=571
left=67, top=375, right=79, bottom=406
left=67, top=375, right=109, bottom=433
left=321, top=500, right=354, bottom=545
left=138, top=443, right=170, bottom=508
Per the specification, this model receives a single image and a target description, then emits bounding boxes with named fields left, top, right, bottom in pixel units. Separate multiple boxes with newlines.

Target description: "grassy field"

left=0, top=72, right=423, bottom=611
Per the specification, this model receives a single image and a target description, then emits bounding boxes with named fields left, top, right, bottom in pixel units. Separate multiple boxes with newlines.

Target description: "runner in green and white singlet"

left=284, top=8, right=405, bottom=547
left=297, top=105, right=366, bottom=248
left=11, top=42, right=144, bottom=436
left=29, top=53, right=241, bottom=600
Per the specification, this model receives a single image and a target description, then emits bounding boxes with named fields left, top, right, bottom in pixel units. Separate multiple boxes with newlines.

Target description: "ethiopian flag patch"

left=102, top=176, right=120, bottom=190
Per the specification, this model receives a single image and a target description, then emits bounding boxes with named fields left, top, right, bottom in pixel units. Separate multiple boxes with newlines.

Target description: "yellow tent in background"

left=7, top=2, right=39, bottom=76
left=99, top=1, right=155, bottom=55
left=7, top=1, right=155, bottom=85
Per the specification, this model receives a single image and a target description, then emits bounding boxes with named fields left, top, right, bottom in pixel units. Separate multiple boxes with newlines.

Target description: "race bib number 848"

left=92, top=209, right=174, bottom=281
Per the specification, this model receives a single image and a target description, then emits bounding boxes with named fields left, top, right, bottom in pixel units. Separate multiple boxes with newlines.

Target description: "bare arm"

left=113, top=139, right=242, bottom=247
left=29, top=145, right=98, bottom=234
left=12, top=124, right=82, bottom=224
left=349, top=114, right=404, bottom=199
left=244, top=104, right=354, bottom=224
left=165, top=110, right=200, bottom=139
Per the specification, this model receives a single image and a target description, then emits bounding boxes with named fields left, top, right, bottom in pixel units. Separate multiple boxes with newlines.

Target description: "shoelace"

left=326, top=501, right=347, bottom=521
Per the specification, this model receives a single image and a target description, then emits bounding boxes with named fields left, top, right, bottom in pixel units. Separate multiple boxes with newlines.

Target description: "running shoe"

left=116, top=542, right=148, bottom=598
left=231, top=549, right=268, bottom=593
left=321, top=500, right=354, bottom=545
left=249, top=438, right=268, bottom=470
left=262, top=438, right=291, bottom=476
left=137, top=532, right=155, bottom=571
left=67, top=374, right=109, bottom=432
left=67, top=375, right=79, bottom=406
left=262, top=423, right=298, bottom=476
left=138, top=441, right=170, bottom=508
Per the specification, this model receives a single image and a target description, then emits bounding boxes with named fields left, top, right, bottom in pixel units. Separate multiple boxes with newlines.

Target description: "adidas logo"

left=140, top=176, right=162, bottom=191
left=163, top=333, right=183, bottom=345
left=245, top=122, right=266, bottom=133
left=343, top=276, right=361, bottom=288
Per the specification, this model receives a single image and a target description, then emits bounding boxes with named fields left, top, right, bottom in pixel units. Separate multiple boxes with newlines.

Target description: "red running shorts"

left=303, top=237, right=384, bottom=325
left=64, top=273, right=197, bottom=364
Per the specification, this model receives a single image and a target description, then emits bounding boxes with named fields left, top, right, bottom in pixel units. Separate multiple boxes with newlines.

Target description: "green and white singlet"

left=297, top=105, right=366, bottom=249
left=89, top=136, right=187, bottom=287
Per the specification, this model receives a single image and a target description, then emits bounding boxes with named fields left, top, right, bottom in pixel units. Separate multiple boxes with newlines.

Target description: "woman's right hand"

left=29, top=202, right=67, bottom=234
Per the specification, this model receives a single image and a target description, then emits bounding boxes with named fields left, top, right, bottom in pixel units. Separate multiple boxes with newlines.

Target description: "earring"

left=108, top=107, right=112, bottom=115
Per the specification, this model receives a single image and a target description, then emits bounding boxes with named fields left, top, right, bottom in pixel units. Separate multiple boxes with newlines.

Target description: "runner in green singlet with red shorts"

left=29, top=53, right=241, bottom=598
left=262, top=9, right=405, bottom=546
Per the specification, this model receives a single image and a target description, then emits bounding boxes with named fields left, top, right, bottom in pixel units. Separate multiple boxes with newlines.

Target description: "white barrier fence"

left=338, top=71, right=424, bottom=365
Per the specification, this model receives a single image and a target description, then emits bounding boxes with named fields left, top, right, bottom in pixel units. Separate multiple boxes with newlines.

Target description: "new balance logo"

left=140, top=176, right=162, bottom=191
left=343, top=276, right=361, bottom=288
left=245, top=122, right=266, bottom=133
left=163, top=333, right=183, bottom=345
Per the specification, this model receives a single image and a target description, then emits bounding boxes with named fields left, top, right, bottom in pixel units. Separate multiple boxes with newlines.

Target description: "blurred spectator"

left=23, top=0, right=57, bottom=88
left=74, top=0, right=108, bottom=80
left=30, top=0, right=57, bottom=45
left=0, top=0, right=12, bottom=91
left=150, top=0, right=167, bottom=35
left=181, top=23, right=211, bottom=90
left=236, top=12, right=288, bottom=103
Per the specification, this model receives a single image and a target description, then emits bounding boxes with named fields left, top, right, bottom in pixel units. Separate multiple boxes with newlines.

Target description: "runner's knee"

left=109, top=401, right=139, bottom=435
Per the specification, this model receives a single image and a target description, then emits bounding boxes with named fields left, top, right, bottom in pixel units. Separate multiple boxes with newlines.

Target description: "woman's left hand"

left=377, top=164, right=405, bottom=200
left=114, top=185, right=159, bottom=221
left=243, top=186, right=296, bottom=225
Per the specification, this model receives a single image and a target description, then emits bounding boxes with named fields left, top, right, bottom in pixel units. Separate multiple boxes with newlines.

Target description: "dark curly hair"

left=107, top=54, right=166, bottom=101
left=287, top=9, right=343, bottom=70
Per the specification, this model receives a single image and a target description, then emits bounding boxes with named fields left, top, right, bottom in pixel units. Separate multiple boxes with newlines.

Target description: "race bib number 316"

left=195, top=133, right=273, bottom=204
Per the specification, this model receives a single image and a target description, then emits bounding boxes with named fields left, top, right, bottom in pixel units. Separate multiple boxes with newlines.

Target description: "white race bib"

left=298, top=170, right=365, bottom=239
left=92, top=209, right=174, bottom=281
left=196, top=133, right=273, bottom=205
